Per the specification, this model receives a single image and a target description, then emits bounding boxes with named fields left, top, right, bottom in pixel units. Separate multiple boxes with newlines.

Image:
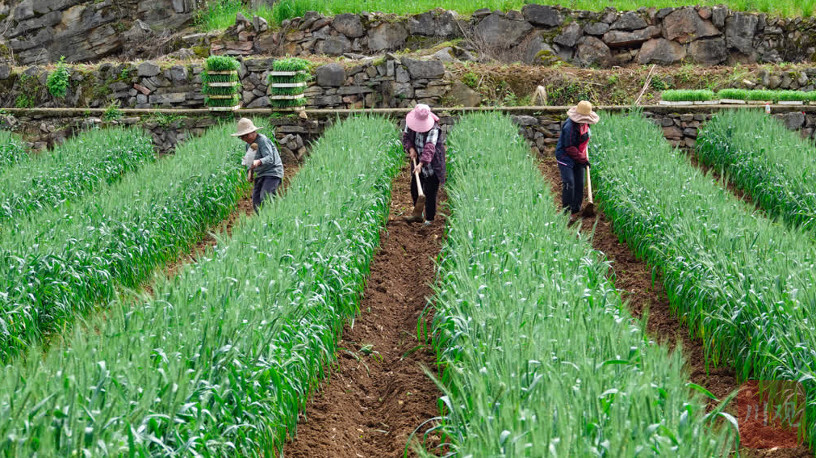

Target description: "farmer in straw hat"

left=403, top=104, right=446, bottom=226
left=555, top=100, right=599, bottom=224
left=232, top=118, right=284, bottom=213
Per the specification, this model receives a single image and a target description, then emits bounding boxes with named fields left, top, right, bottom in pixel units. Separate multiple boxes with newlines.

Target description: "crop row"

left=0, top=127, right=154, bottom=228
left=0, top=123, right=247, bottom=360
left=0, top=131, right=26, bottom=170
left=696, top=109, right=816, bottom=233
left=593, top=112, right=816, bottom=446
left=0, top=116, right=401, bottom=455
left=429, top=113, right=732, bottom=456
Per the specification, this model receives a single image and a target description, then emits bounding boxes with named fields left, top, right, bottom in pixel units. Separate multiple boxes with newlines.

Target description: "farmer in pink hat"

left=555, top=100, right=599, bottom=224
left=402, top=104, right=446, bottom=225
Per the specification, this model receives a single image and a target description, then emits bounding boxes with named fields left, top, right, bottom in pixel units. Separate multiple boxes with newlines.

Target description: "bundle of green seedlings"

left=428, top=112, right=734, bottom=456
left=592, top=112, right=816, bottom=448
left=268, top=57, right=311, bottom=108
left=0, top=123, right=248, bottom=361
left=0, top=130, right=27, bottom=170
left=696, top=109, right=816, bottom=232
left=660, top=89, right=715, bottom=101
left=717, top=89, right=816, bottom=102
left=0, top=116, right=401, bottom=455
left=203, top=55, right=242, bottom=108
left=0, top=127, right=154, bottom=226
left=204, top=94, right=242, bottom=107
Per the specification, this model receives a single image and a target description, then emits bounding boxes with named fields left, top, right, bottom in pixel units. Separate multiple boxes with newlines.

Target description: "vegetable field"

left=696, top=109, right=816, bottom=233
left=593, top=112, right=816, bottom=446
left=0, top=116, right=400, bottom=455
left=0, top=131, right=26, bottom=170
left=431, top=113, right=732, bottom=455
left=0, top=127, right=154, bottom=228
left=0, top=123, right=247, bottom=360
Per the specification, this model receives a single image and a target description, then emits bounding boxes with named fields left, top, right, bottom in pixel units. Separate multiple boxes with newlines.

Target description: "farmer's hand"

left=409, top=148, right=417, bottom=163
left=252, top=159, right=262, bottom=169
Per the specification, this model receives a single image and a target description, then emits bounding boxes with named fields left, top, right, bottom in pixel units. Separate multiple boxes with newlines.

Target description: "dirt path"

left=284, top=164, right=444, bottom=458
left=538, top=154, right=811, bottom=457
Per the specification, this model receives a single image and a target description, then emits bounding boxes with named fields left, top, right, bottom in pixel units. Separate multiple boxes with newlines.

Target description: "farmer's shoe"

left=568, top=213, right=580, bottom=226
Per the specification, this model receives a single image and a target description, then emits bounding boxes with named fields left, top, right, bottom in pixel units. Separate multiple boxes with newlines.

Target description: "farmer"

left=555, top=100, right=599, bottom=223
left=232, top=118, right=284, bottom=213
left=403, top=104, right=446, bottom=226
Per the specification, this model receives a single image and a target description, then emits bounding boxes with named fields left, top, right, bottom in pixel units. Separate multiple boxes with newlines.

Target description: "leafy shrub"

left=46, top=56, right=70, bottom=99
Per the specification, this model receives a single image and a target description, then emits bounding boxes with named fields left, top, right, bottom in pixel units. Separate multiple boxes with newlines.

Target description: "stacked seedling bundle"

left=696, top=109, right=816, bottom=232
left=0, top=123, right=247, bottom=360
left=203, top=55, right=242, bottom=111
left=0, top=116, right=401, bottom=455
left=431, top=112, right=733, bottom=455
left=0, top=131, right=27, bottom=170
left=0, top=127, right=154, bottom=227
left=268, top=57, right=310, bottom=108
left=659, top=89, right=716, bottom=105
left=592, top=112, right=816, bottom=448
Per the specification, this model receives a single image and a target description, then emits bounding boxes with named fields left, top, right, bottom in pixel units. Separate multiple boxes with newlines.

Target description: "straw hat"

left=231, top=118, right=263, bottom=137
left=405, top=104, right=439, bottom=133
left=567, top=101, right=600, bottom=125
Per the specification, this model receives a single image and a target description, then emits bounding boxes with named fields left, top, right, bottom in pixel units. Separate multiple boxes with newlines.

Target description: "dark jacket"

left=402, top=123, right=447, bottom=184
left=555, top=118, right=589, bottom=168
left=251, top=133, right=284, bottom=179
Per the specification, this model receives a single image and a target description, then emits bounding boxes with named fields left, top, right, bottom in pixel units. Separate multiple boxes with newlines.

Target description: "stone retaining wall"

left=8, top=56, right=816, bottom=112
left=3, top=107, right=814, bottom=160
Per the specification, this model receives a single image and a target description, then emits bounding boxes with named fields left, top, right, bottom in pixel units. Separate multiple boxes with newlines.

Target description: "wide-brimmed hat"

left=567, top=101, right=600, bottom=125
left=406, top=104, right=439, bottom=133
left=231, top=118, right=263, bottom=137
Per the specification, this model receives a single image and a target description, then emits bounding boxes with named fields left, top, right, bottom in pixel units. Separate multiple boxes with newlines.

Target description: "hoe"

left=406, top=158, right=425, bottom=222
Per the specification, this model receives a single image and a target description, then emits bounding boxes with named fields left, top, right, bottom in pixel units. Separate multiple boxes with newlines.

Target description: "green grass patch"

left=197, top=0, right=816, bottom=31
left=430, top=112, right=734, bottom=455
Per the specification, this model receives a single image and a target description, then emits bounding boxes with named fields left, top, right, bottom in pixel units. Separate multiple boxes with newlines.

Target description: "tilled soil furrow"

left=284, top=164, right=444, bottom=458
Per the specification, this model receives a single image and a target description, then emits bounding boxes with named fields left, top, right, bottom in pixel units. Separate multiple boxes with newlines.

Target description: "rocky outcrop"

left=204, top=6, right=816, bottom=68
left=2, top=0, right=198, bottom=65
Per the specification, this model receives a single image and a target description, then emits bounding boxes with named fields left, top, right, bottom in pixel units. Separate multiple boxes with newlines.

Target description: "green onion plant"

left=593, top=111, right=816, bottom=448
left=0, top=116, right=401, bottom=455
left=0, top=131, right=27, bottom=170
left=428, top=112, right=734, bottom=456
left=0, top=127, right=154, bottom=228
left=696, top=109, right=816, bottom=233
left=0, top=123, right=248, bottom=360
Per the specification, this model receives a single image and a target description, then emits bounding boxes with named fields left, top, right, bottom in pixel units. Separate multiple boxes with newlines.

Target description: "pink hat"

left=406, top=104, right=439, bottom=133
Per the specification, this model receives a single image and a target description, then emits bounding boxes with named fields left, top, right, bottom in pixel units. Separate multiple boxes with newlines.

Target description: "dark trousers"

left=559, top=164, right=585, bottom=214
left=252, top=175, right=281, bottom=213
left=411, top=172, right=440, bottom=221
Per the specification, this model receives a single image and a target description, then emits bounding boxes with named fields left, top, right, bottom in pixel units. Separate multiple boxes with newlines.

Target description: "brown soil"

left=283, top=164, right=445, bottom=458
left=537, top=152, right=811, bottom=457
